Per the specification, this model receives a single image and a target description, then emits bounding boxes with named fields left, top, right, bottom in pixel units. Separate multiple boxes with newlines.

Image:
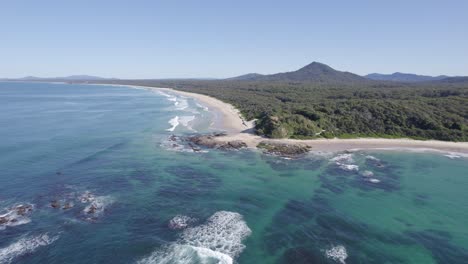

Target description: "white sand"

left=102, top=83, right=468, bottom=154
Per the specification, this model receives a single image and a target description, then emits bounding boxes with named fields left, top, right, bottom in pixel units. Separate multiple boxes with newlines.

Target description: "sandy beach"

left=108, top=84, right=468, bottom=154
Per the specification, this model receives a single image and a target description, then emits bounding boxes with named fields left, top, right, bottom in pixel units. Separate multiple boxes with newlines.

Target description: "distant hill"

left=227, top=73, right=264, bottom=81
left=227, top=62, right=370, bottom=84
left=365, top=72, right=448, bottom=82
left=434, top=76, right=468, bottom=84
left=59, top=75, right=109, bottom=80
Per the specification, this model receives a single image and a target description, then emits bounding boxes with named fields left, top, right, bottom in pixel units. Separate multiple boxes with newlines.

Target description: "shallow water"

left=0, top=82, right=467, bottom=263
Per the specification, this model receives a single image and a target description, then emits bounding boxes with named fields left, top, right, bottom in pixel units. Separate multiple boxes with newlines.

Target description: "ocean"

left=0, top=82, right=467, bottom=263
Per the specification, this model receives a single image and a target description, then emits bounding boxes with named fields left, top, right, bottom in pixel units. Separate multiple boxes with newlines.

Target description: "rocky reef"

left=257, top=141, right=311, bottom=157
left=186, top=133, right=247, bottom=150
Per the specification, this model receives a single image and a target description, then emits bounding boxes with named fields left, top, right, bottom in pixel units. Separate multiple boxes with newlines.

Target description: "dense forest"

left=91, top=78, right=468, bottom=142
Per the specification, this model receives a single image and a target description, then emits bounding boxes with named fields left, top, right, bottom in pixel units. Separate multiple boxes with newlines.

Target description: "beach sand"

left=108, top=84, right=468, bottom=154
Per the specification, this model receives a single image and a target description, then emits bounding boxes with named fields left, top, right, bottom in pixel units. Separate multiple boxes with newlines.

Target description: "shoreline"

left=94, top=83, right=468, bottom=154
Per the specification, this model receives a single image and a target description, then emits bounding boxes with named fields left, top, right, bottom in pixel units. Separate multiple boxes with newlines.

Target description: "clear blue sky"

left=1, top=0, right=467, bottom=78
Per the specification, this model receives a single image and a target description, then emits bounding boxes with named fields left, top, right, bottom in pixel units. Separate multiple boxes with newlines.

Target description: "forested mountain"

left=229, top=62, right=371, bottom=84
left=365, top=72, right=448, bottom=82
left=227, top=73, right=264, bottom=80
left=434, top=76, right=468, bottom=84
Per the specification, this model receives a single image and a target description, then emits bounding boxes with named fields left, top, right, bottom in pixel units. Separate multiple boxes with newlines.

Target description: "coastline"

left=97, top=83, right=468, bottom=154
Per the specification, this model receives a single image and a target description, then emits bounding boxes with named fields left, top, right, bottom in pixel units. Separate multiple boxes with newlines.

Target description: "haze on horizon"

left=1, top=0, right=467, bottom=79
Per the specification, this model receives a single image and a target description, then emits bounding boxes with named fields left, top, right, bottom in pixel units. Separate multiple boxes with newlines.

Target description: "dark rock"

left=218, top=140, right=247, bottom=150
left=188, top=135, right=218, bottom=148
left=257, top=141, right=311, bottom=157
left=0, top=216, right=7, bottom=224
left=86, top=205, right=98, bottom=214
left=187, top=134, right=247, bottom=150
left=188, top=143, right=201, bottom=152
left=14, top=204, right=33, bottom=216
left=50, top=200, right=60, bottom=209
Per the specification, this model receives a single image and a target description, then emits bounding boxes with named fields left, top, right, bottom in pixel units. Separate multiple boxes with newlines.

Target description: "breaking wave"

left=0, top=234, right=59, bottom=264
left=138, top=211, right=251, bottom=264
left=0, top=204, right=34, bottom=231
left=179, top=116, right=196, bottom=131
left=169, top=215, right=198, bottom=230
left=167, top=116, right=180, bottom=132
left=325, top=245, right=348, bottom=264
left=330, top=154, right=359, bottom=172
left=82, top=195, right=114, bottom=220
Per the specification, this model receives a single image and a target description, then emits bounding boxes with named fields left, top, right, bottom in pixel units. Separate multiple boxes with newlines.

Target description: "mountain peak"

left=297, top=62, right=334, bottom=73
left=226, top=61, right=368, bottom=83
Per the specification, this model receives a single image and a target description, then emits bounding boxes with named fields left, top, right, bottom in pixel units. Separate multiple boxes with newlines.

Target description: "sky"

left=1, top=0, right=467, bottom=79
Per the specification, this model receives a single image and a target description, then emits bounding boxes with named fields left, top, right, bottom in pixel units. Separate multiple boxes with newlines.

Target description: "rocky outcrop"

left=187, top=133, right=247, bottom=150
left=257, top=141, right=311, bottom=157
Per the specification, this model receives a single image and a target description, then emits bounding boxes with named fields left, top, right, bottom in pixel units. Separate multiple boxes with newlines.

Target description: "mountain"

left=365, top=72, right=449, bottom=82
left=227, top=73, right=264, bottom=81
left=59, top=75, right=108, bottom=80
left=228, top=62, right=369, bottom=83
left=434, top=76, right=468, bottom=84
left=18, top=76, right=44, bottom=81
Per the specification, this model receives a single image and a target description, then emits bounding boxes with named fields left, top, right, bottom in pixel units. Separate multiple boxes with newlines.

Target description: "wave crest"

left=0, top=234, right=58, bottom=264
left=138, top=211, right=251, bottom=264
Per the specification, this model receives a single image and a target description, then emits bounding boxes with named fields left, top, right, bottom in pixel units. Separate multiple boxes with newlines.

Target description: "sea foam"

left=138, top=211, right=251, bottom=264
left=169, top=215, right=198, bottom=230
left=330, top=154, right=359, bottom=172
left=0, top=204, right=34, bottom=231
left=325, top=245, right=348, bottom=264
left=179, top=116, right=196, bottom=131
left=167, top=116, right=180, bottom=132
left=0, top=234, right=58, bottom=264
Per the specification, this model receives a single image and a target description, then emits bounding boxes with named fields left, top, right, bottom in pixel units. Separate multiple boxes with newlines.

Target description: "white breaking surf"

left=325, top=245, right=348, bottom=264
left=138, top=211, right=251, bottom=264
left=0, top=234, right=59, bottom=264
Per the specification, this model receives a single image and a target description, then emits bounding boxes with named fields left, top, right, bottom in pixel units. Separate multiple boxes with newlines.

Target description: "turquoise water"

left=0, top=82, right=467, bottom=263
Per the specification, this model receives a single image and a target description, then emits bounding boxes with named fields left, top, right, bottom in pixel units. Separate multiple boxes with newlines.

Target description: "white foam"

left=83, top=195, right=114, bottom=219
left=166, top=116, right=180, bottom=132
left=0, top=234, right=58, bottom=264
left=137, top=244, right=233, bottom=264
left=169, top=215, right=197, bottom=230
left=175, top=98, right=189, bottom=110
left=330, top=154, right=359, bottom=172
left=361, top=170, right=374, bottom=177
left=196, top=103, right=209, bottom=112
left=330, top=154, right=354, bottom=163
left=325, top=245, right=348, bottom=264
left=157, top=91, right=173, bottom=98
left=179, top=116, right=196, bottom=131
left=368, top=178, right=381, bottom=183
left=0, top=204, right=34, bottom=230
left=365, top=155, right=380, bottom=162
left=138, top=211, right=251, bottom=264
left=180, top=211, right=251, bottom=258
left=338, top=164, right=359, bottom=171
left=444, top=154, right=462, bottom=159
